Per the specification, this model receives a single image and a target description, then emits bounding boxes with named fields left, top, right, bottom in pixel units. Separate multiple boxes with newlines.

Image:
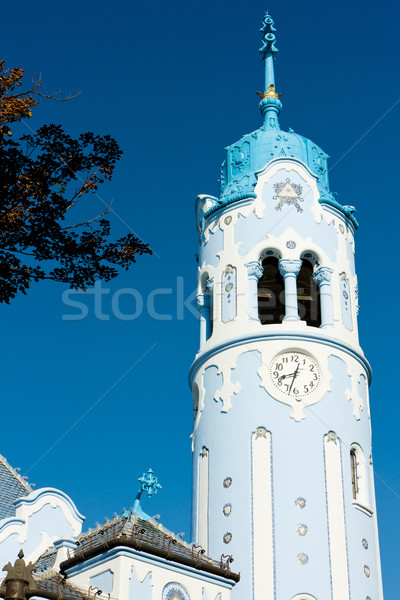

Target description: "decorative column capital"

left=196, top=293, right=210, bottom=310
left=205, top=277, right=214, bottom=292
left=278, top=259, right=302, bottom=277
left=245, top=261, right=264, bottom=281
left=313, top=266, right=333, bottom=286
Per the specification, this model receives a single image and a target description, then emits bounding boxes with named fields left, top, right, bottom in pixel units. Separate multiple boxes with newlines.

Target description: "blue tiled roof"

left=0, top=454, right=31, bottom=520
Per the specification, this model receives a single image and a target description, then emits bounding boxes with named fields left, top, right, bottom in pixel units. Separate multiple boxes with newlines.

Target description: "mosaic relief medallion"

left=297, top=553, right=309, bottom=565
left=162, top=583, right=190, bottom=600
left=297, top=524, right=308, bottom=536
left=295, top=497, right=306, bottom=509
left=273, top=178, right=304, bottom=213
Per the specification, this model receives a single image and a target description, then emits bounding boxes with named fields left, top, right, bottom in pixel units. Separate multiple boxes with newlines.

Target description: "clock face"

left=269, top=351, right=321, bottom=400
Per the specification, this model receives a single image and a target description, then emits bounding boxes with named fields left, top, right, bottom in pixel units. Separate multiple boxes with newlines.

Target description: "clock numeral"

left=273, top=371, right=279, bottom=378
left=304, top=385, right=309, bottom=394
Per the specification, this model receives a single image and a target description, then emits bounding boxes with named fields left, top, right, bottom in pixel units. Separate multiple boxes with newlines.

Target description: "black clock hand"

left=279, top=368, right=302, bottom=381
left=288, top=364, right=300, bottom=394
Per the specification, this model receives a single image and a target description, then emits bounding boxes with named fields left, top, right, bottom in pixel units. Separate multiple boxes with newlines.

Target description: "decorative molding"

left=189, top=331, right=372, bottom=387
left=221, top=266, right=237, bottom=324
left=251, top=429, right=274, bottom=600
left=214, top=363, right=241, bottom=413
left=344, top=369, right=365, bottom=421
left=323, top=433, right=350, bottom=600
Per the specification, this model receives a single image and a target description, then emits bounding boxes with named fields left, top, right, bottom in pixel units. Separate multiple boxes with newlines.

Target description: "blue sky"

left=2, top=0, right=400, bottom=594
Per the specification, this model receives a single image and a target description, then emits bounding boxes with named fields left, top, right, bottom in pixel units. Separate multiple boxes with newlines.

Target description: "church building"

left=0, top=14, right=383, bottom=600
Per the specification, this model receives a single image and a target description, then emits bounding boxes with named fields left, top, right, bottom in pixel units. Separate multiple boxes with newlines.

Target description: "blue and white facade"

left=191, top=15, right=383, bottom=600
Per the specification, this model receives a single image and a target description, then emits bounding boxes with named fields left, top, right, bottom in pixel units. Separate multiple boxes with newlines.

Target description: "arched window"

left=258, top=256, right=285, bottom=324
left=350, top=448, right=358, bottom=500
left=350, top=444, right=372, bottom=515
left=197, top=273, right=213, bottom=348
left=297, top=258, right=321, bottom=327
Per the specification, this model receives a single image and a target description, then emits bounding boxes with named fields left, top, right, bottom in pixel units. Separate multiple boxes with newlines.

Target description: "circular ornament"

left=223, top=477, right=232, bottom=488
left=223, top=504, right=232, bottom=517
left=224, top=216, right=232, bottom=225
left=162, top=583, right=190, bottom=600
left=362, top=538, right=369, bottom=549
left=364, top=565, right=371, bottom=578
left=255, top=427, right=267, bottom=438
left=295, top=497, right=306, bottom=509
left=223, top=532, right=232, bottom=544
left=297, top=523, right=308, bottom=536
left=270, top=351, right=321, bottom=401
left=286, top=240, right=296, bottom=249
left=297, top=553, right=309, bottom=565
left=225, top=283, right=233, bottom=292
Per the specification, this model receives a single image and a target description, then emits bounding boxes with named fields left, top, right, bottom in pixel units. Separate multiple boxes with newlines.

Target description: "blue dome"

left=204, top=14, right=358, bottom=229
left=219, top=126, right=332, bottom=203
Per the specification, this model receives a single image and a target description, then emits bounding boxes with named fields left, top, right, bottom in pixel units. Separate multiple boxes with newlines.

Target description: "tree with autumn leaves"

left=0, top=60, right=151, bottom=303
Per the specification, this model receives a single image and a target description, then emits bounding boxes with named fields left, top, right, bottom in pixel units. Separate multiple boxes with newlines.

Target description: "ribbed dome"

left=204, top=13, right=357, bottom=229
left=219, top=126, right=332, bottom=202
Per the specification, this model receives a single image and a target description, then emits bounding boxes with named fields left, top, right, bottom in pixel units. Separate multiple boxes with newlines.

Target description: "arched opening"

left=350, top=447, right=358, bottom=500
left=198, top=272, right=213, bottom=345
left=350, top=444, right=371, bottom=513
left=297, top=258, right=321, bottom=327
left=258, top=256, right=285, bottom=324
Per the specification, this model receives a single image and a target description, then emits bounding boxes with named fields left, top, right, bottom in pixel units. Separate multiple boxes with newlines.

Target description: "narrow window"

left=258, top=256, right=285, bottom=324
left=297, top=259, right=321, bottom=327
left=350, top=448, right=358, bottom=500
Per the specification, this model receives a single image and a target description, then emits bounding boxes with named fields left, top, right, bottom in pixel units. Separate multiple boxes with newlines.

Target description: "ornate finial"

left=256, top=84, right=282, bottom=101
left=1, top=551, right=36, bottom=600
left=259, top=13, right=278, bottom=60
left=138, top=468, right=162, bottom=498
left=257, top=13, right=282, bottom=129
left=131, top=468, right=162, bottom=519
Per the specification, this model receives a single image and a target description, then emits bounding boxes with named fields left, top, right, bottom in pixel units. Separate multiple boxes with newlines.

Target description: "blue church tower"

left=190, top=14, right=383, bottom=600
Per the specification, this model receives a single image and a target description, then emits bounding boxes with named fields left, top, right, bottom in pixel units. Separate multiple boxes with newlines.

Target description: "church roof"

left=60, top=512, right=239, bottom=582
left=33, top=573, right=115, bottom=600
left=0, top=454, right=32, bottom=520
left=35, top=546, right=58, bottom=573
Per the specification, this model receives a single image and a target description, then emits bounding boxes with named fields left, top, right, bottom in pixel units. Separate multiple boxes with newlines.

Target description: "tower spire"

left=257, top=13, right=282, bottom=130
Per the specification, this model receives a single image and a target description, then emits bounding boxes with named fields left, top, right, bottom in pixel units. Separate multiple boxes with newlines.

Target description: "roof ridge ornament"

left=258, top=13, right=282, bottom=130
left=130, top=468, right=162, bottom=521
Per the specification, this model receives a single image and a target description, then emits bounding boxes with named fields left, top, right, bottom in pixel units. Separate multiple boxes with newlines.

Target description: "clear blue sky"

left=2, top=0, right=400, bottom=594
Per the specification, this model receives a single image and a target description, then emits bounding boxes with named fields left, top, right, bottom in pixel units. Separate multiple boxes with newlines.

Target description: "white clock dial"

left=269, top=351, right=321, bottom=400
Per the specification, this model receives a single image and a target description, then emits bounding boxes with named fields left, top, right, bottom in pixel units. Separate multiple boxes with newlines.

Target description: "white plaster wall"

left=68, top=553, right=234, bottom=600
